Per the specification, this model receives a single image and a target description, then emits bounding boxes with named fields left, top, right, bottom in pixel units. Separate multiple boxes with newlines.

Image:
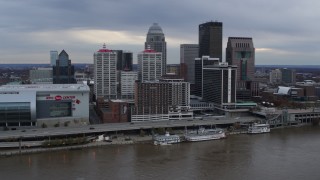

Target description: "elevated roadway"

left=0, top=116, right=256, bottom=141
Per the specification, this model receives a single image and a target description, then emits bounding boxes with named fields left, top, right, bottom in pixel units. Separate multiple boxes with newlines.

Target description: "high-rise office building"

left=53, top=50, right=76, bottom=84
left=160, top=78, right=190, bottom=107
left=203, top=62, right=237, bottom=107
left=132, top=78, right=192, bottom=122
left=50, top=51, right=58, bottom=66
left=180, top=44, right=199, bottom=84
left=145, top=23, right=167, bottom=75
left=94, top=44, right=117, bottom=100
left=113, top=50, right=133, bottom=71
left=270, top=69, right=282, bottom=84
left=138, top=47, right=162, bottom=82
left=134, top=81, right=170, bottom=115
left=194, top=56, right=220, bottom=97
left=199, top=21, right=223, bottom=61
left=226, top=37, right=255, bottom=81
left=281, top=68, right=296, bottom=85
left=120, top=71, right=138, bottom=100
left=122, top=51, right=133, bottom=71
left=226, top=37, right=259, bottom=101
left=167, top=64, right=180, bottom=76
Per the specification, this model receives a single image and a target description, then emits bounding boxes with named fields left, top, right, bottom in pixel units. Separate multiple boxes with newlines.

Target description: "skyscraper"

left=180, top=44, right=199, bottom=84
left=113, top=50, right=133, bottom=71
left=203, top=62, right=237, bottom=108
left=226, top=37, right=259, bottom=100
left=269, top=69, right=282, bottom=84
left=122, top=51, right=133, bottom=71
left=50, top=50, right=58, bottom=66
left=145, top=23, right=167, bottom=75
left=194, top=56, right=220, bottom=97
left=132, top=78, right=191, bottom=122
left=94, top=44, right=117, bottom=100
left=138, top=47, right=162, bottom=82
left=53, top=50, right=76, bottom=84
left=281, top=68, right=296, bottom=85
left=199, top=21, right=223, bottom=61
left=120, top=71, right=138, bottom=100
left=226, top=37, right=255, bottom=81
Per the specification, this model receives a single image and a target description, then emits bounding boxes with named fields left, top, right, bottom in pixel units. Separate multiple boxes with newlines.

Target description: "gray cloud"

left=0, top=0, right=319, bottom=65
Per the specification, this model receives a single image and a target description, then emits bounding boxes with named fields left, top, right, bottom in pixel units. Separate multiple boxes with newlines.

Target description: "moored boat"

left=248, top=123, right=270, bottom=134
left=153, top=132, right=180, bottom=145
left=184, top=127, right=226, bottom=142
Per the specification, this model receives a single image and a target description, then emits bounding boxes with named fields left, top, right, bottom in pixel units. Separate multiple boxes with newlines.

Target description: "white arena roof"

left=0, top=84, right=90, bottom=92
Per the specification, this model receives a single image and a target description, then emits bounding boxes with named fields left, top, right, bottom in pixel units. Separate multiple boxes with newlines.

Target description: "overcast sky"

left=0, top=0, right=319, bottom=65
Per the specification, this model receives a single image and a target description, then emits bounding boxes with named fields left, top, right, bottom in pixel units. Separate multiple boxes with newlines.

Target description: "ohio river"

left=1, top=126, right=320, bottom=180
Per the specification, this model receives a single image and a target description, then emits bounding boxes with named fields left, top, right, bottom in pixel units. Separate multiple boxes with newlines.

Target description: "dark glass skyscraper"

left=53, top=50, right=76, bottom=84
left=113, top=50, right=133, bottom=71
left=199, top=21, right=223, bottom=61
left=194, top=56, right=219, bottom=97
left=203, top=63, right=237, bottom=107
left=145, top=23, right=167, bottom=75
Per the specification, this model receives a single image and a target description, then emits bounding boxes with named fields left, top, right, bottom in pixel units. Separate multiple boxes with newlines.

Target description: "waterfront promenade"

left=0, top=135, right=146, bottom=156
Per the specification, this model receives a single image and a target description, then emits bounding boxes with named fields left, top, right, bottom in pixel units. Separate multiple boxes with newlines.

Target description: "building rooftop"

left=143, top=49, right=157, bottom=53
left=0, top=84, right=90, bottom=92
left=147, top=23, right=163, bottom=34
left=97, top=43, right=113, bottom=53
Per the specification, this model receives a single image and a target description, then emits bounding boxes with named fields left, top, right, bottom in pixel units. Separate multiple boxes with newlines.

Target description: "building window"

left=0, top=102, right=31, bottom=124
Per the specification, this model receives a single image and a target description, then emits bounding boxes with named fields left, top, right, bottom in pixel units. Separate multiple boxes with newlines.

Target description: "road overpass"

left=0, top=116, right=257, bottom=141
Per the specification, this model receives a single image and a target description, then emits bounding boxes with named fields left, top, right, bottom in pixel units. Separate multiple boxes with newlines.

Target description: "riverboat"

left=153, top=132, right=181, bottom=145
left=247, top=123, right=270, bottom=134
left=184, top=127, right=226, bottom=142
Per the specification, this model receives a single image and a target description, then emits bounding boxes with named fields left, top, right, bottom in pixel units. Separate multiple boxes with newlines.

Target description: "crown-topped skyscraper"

left=145, top=23, right=167, bottom=75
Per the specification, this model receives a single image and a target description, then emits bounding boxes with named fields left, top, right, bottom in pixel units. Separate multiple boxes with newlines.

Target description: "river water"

left=1, top=126, right=320, bottom=180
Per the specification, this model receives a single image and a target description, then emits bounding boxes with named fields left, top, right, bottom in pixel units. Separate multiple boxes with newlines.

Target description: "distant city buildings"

left=145, top=23, right=167, bottom=75
left=29, top=67, right=53, bottom=84
left=53, top=50, right=76, bottom=84
left=281, top=68, right=296, bottom=85
left=74, top=71, right=91, bottom=83
left=199, top=21, right=223, bottom=61
left=50, top=50, right=58, bottom=66
left=93, top=44, right=117, bottom=100
left=269, top=69, right=282, bottom=84
left=137, top=47, right=162, bottom=82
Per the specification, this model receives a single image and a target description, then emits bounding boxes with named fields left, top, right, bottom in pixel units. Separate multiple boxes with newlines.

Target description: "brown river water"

left=1, top=126, right=320, bottom=180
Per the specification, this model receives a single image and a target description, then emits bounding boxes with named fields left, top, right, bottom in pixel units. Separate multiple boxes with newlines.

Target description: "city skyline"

left=0, top=0, right=319, bottom=65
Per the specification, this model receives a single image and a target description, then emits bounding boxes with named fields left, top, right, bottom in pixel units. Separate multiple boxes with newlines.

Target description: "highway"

left=0, top=116, right=257, bottom=140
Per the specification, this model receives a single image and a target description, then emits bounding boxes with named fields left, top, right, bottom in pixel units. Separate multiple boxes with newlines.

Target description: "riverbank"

left=0, top=134, right=156, bottom=157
